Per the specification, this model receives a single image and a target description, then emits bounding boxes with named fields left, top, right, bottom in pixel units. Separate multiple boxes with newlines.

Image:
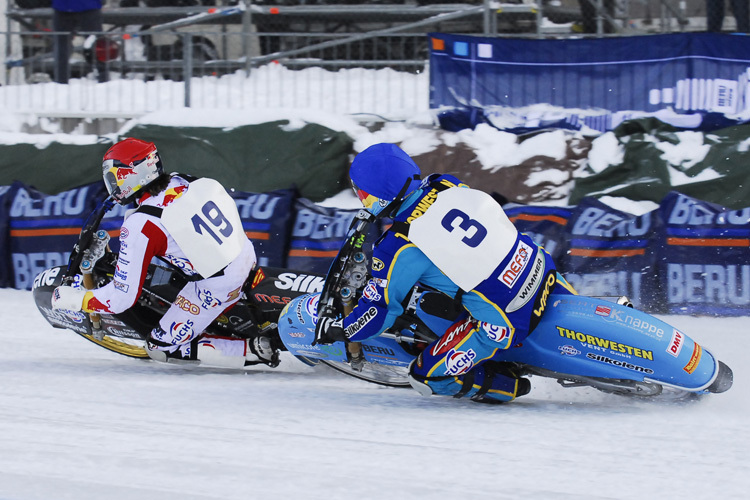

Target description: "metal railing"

left=0, top=1, right=726, bottom=120
left=1, top=29, right=430, bottom=118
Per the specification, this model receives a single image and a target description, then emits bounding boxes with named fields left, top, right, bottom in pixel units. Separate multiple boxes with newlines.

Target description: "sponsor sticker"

left=198, top=289, right=222, bottom=309
left=444, top=348, right=477, bottom=376
left=683, top=343, right=702, bottom=374
left=362, top=282, right=382, bottom=302
left=499, top=241, right=533, bottom=288
left=480, top=322, right=509, bottom=343
left=595, top=305, right=611, bottom=316
left=506, top=252, right=545, bottom=313
left=667, top=329, right=684, bottom=358
left=559, top=345, right=581, bottom=356
left=432, top=320, right=474, bottom=356
left=303, top=294, right=320, bottom=323
left=169, top=319, right=195, bottom=343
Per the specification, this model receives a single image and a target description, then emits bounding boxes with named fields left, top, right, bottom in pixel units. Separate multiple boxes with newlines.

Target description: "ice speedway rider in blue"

left=314, top=143, right=577, bottom=403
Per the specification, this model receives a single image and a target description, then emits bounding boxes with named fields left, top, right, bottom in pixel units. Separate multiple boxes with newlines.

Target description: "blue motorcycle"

left=277, top=210, right=733, bottom=398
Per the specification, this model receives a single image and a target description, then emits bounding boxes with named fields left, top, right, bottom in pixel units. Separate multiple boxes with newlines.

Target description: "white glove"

left=51, top=286, right=86, bottom=311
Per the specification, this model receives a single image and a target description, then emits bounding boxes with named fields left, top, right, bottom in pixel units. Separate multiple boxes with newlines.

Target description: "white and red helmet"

left=102, top=138, right=163, bottom=205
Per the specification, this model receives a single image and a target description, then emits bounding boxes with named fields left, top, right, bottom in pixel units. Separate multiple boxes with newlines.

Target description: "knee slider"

left=408, top=358, right=473, bottom=398
left=407, top=359, right=434, bottom=397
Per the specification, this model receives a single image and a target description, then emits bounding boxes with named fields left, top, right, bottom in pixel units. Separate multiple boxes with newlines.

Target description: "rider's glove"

left=51, top=285, right=86, bottom=311
left=313, top=316, right=347, bottom=345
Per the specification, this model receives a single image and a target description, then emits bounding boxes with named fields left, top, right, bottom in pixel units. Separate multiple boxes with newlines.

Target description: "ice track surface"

left=0, top=288, right=747, bottom=500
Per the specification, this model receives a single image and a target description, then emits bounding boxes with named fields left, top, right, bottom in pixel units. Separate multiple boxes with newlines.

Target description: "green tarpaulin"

left=570, top=118, right=750, bottom=209
left=0, top=121, right=352, bottom=202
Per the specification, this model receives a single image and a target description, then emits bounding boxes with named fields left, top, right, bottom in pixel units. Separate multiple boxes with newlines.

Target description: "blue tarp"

left=429, top=32, right=750, bottom=133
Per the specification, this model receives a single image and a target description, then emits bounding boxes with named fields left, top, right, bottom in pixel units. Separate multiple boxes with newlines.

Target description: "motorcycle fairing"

left=496, top=294, right=718, bottom=391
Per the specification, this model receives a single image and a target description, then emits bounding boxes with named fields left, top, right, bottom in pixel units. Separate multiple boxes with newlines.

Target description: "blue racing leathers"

left=342, top=174, right=575, bottom=402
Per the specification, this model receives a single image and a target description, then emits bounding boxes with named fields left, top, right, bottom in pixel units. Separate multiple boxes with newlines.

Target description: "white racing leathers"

left=81, top=176, right=258, bottom=367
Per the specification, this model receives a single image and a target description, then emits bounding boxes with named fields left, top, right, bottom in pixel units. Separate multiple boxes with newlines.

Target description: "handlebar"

left=63, top=196, right=115, bottom=284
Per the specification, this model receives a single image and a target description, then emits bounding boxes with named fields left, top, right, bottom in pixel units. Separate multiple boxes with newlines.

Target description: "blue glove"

left=313, top=316, right=346, bottom=345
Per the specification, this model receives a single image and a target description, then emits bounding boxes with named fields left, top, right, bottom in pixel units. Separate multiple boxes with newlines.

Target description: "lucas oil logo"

left=445, top=348, right=477, bottom=376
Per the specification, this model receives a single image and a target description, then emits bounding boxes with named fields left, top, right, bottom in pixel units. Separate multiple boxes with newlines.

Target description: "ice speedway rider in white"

left=51, top=138, right=278, bottom=368
left=314, top=143, right=577, bottom=404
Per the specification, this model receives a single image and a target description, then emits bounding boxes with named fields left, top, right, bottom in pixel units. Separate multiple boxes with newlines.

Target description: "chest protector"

left=408, top=187, right=518, bottom=291
left=160, top=178, right=246, bottom=278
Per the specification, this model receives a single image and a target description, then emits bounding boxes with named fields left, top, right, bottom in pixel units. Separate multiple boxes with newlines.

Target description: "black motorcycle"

left=32, top=196, right=322, bottom=364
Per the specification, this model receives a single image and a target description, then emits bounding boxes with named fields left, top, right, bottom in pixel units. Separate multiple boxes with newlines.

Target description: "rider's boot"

left=408, top=360, right=530, bottom=404
left=147, top=328, right=279, bottom=368
left=146, top=327, right=200, bottom=365
left=246, top=336, right=280, bottom=368
left=196, top=335, right=280, bottom=368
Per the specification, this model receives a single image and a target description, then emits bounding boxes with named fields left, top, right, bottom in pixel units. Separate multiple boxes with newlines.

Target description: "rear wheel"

left=321, top=360, right=411, bottom=388
left=77, top=333, right=149, bottom=359
left=708, top=361, right=733, bottom=393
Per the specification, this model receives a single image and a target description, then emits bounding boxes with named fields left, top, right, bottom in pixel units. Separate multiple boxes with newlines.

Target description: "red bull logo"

left=162, top=185, right=187, bottom=206
left=115, top=167, right=137, bottom=182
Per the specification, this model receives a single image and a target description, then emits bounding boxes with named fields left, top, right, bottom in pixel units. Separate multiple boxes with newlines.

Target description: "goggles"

left=351, top=181, right=379, bottom=209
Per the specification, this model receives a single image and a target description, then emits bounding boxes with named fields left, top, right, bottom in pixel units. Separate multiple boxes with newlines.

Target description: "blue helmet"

left=349, top=143, right=422, bottom=214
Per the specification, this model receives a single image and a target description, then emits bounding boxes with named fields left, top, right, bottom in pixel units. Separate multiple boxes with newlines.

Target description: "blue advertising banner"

left=659, top=192, right=750, bottom=315
left=231, top=188, right=297, bottom=268
left=0, top=184, right=21, bottom=288
left=9, top=182, right=102, bottom=290
left=287, top=199, right=380, bottom=276
left=503, top=204, right=572, bottom=261
left=429, top=32, right=750, bottom=132
left=559, top=198, right=662, bottom=310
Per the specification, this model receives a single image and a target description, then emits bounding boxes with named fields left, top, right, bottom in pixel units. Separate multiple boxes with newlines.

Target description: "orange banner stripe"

left=569, top=248, right=645, bottom=257
left=288, top=249, right=339, bottom=258
left=245, top=231, right=270, bottom=240
left=11, top=228, right=82, bottom=237
left=509, top=214, right=568, bottom=225
left=667, top=237, right=750, bottom=247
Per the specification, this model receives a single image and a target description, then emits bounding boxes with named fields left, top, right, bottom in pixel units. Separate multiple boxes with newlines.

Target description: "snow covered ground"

left=0, top=287, right=746, bottom=500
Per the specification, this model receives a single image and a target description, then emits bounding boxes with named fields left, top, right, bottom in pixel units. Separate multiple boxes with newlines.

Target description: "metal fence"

left=0, top=1, right=741, bottom=120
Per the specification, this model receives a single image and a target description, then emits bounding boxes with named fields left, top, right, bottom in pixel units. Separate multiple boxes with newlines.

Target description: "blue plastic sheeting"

left=429, top=32, right=750, bottom=133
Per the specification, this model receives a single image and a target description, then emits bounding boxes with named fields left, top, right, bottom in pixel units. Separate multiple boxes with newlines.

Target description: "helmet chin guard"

left=102, top=138, right=163, bottom=205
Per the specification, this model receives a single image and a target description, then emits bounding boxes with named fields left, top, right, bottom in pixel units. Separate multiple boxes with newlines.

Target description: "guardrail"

left=1, top=29, right=430, bottom=118
left=0, top=1, right=715, bottom=120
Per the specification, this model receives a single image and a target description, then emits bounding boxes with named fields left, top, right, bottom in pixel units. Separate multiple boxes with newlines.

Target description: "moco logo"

left=499, top=241, right=532, bottom=288
left=667, top=329, right=684, bottom=357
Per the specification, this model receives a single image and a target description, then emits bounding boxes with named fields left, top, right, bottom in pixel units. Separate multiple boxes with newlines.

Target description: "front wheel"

left=76, top=332, right=149, bottom=359
left=320, top=360, right=411, bottom=388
